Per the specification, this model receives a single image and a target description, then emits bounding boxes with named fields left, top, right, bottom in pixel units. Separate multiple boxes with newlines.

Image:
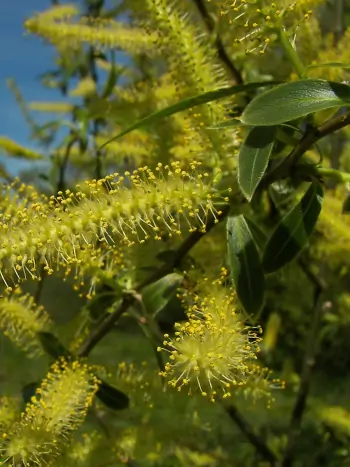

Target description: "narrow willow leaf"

left=96, top=380, right=129, bottom=410
left=208, top=118, right=242, bottom=129
left=142, top=273, right=183, bottom=317
left=263, top=182, right=324, bottom=273
left=307, top=62, right=350, bottom=70
left=37, top=332, right=72, bottom=359
left=238, top=126, right=276, bottom=201
left=99, top=81, right=280, bottom=148
left=241, top=80, right=350, bottom=126
left=101, top=51, right=120, bottom=99
left=21, top=382, right=40, bottom=404
left=244, top=217, right=267, bottom=252
left=342, top=194, right=350, bottom=214
left=263, top=312, right=281, bottom=353
left=101, top=65, right=118, bottom=99
left=226, top=215, right=265, bottom=314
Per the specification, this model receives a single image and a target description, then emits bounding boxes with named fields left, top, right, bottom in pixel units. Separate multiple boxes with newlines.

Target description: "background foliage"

left=1, top=0, right=350, bottom=466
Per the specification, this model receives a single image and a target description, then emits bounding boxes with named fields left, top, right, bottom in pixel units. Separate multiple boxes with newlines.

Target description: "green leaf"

left=99, top=81, right=280, bottom=148
left=75, top=108, right=89, bottom=141
left=37, top=332, right=72, bottom=359
left=101, top=66, right=118, bottom=99
left=101, top=51, right=121, bottom=99
left=342, top=193, right=350, bottom=214
left=208, top=118, right=242, bottom=129
left=96, top=379, right=129, bottom=410
left=262, top=182, right=324, bottom=273
left=241, top=79, right=350, bottom=126
left=142, top=273, right=183, bottom=317
left=244, top=217, right=267, bottom=252
left=238, top=126, right=276, bottom=201
left=21, top=382, right=40, bottom=404
left=307, top=62, right=350, bottom=70
left=226, top=215, right=265, bottom=314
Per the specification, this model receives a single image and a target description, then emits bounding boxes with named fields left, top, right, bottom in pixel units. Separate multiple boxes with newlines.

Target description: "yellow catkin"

left=0, top=290, right=52, bottom=356
left=210, top=0, right=323, bottom=54
left=69, top=77, right=97, bottom=98
left=28, top=101, right=74, bottom=113
left=144, top=0, right=240, bottom=167
left=1, top=359, right=99, bottom=466
left=0, top=162, right=225, bottom=290
left=0, top=137, right=43, bottom=160
left=158, top=275, right=268, bottom=401
left=25, top=9, right=158, bottom=55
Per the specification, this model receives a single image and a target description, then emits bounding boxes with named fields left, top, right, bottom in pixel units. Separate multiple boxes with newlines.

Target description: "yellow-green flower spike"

left=158, top=281, right=263, bottom=401
left=0, top=289, right=52, bottom=357
left=1, top=359, right=99, bottom=466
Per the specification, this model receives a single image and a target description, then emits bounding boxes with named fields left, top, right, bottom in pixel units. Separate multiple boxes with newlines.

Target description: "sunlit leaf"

left=241, top=80, right=350, bottom=126
left=238, top=126, right=276, bottom=201
left=99, top=81, right=280, bottom=148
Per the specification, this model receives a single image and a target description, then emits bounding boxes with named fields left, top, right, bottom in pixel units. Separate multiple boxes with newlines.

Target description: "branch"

left=224, top=404, right=278, bottom=466
left=57, top=134, right=76, bottom=193
left=281, top=258, right=326, bottom=467
left=264, top=111, right=350, bottom=185
left=87, top=25, right=103, bottom=180
left=192, top=0, right=244, bottom=85
left=78, top=204, right=231, bottom=357
left=34, top=266, right=47, bottom=304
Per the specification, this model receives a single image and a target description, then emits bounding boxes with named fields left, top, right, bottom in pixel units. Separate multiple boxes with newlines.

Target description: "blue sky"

left=0, top=0, right=60, bottom=175
left=0, top=0, right=121, bottom=177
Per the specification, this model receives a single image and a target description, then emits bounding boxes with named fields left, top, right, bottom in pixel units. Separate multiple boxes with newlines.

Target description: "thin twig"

left=78, top=204, right=230, bottom=357
left=333, top=0, right=345, bottom=44
left=87, top=46, right=104, bottom=180
left=329, top=0, right=346, bottom=180
left=34, top=266, right=46, bottom=304
left=57, top=135, right=76, bottom=193
left=264, top=111, right=350, bottom=185
left=192, top=0, right=244, bottom=85
left=36, top=131, right=76, bottom=301
left=281, top=258, right=326, bottom=467
left=224, top=404, right=278, bottom=466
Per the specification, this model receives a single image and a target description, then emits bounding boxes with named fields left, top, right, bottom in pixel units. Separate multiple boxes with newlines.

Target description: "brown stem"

left=224, top=404, right=277, bottom=466
left=329, top=0, right=346, bottom=180
left=281, top=259, right=326, bottom=467
left=78, top=204, right=230, bottom=357
left=192, top=0, right=244, bottom=85
left=264, top=111, right=350, bottom=185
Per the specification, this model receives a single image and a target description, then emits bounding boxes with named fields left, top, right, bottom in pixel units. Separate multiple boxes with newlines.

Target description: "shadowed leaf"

left=21, top=382, right=40, bottom=404
left=227, top=215, right=265, bottom=314
left=263, top=182, right=324, bottom=273
left=96, top=380, right=129, bottom=410
left=342, top=194, right=350, bottom=214
left=37, top=332, right=72, bottom=359
left=142, top=273, right=184, bottom=317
